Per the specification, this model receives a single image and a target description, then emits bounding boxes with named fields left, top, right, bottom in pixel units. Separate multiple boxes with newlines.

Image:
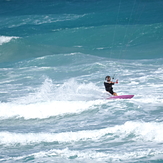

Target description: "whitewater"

left=0, top=0, right=163, bottom=162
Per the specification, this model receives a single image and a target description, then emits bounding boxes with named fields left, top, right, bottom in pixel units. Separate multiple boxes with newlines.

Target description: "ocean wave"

left=1, top=121, right=163, bottom=146
left=0, top=36, right=18, bottom=45
left=0, top=100, right=104, bottom=120
left=1, top=147, right=163, bottom=163
left=1, top=14, right=86, bottom=29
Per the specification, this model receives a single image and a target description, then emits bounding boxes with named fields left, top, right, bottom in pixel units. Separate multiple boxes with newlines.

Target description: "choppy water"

left=0, top=0, right=163, bottom=162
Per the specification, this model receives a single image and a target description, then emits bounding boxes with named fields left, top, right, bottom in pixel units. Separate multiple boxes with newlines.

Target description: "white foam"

left=118, top=121, right=163, bottom=142
left=32, top=148, right=163, bottom=162
left=33, top=14, right=85, bottom=25
left=132, top=95, right=163, bottom=106
left=0, top=36, right=18, bottom=45
left=54, top=79, right=103, bottom=101
left=1, top=146, right=163, bottom=162
left=0, top=78, right=107, bottom=119
left=0, top=100, right=104, bottom=119
left=0, top=129, right=102, bottom=145
left=12, top=78, right=103, bottom=104
left=1, top=121, right=163, bottom=146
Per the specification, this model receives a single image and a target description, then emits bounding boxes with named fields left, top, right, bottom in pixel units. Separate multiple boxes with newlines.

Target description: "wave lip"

left=1, top=147, right=163, bottom=163
left=1, top=121, right=163, bottom=146
left=0, top=100, right=103, bottom=120
left=0, top=36, right=18, bottom=45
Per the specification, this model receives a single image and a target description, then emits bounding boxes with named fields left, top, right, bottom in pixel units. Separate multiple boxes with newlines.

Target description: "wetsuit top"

left=104, top=81, right=114, bottom=95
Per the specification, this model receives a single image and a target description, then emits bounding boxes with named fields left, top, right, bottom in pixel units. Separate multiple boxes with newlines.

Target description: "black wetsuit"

left=104, top=82, right=114, bottom=95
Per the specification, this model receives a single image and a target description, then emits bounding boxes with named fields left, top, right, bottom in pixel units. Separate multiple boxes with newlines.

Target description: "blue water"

left=0, top=0, right=163, bottom=162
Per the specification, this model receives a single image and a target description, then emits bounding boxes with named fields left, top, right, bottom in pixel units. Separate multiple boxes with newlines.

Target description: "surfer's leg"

left=113, top=92, right=118, bottom=96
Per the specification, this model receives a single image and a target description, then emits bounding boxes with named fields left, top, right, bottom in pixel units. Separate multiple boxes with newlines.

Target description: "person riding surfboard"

left=104, top=76, right=118, bottom=96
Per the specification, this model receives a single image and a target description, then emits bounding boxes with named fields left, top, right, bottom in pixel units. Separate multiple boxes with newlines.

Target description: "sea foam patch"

left=0, top=100, right=104, bottom=119
left=1, top=147, right=163, bottom=162
left=0, top=36, right=18, bottom=45
left=0, top=121, right=163, bottom=146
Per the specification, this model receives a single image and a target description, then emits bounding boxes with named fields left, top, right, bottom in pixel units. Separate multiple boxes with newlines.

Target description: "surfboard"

left=107, top=95, right=134, bottom=99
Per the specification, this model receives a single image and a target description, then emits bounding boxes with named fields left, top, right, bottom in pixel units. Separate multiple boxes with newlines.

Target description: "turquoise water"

left=0, top=0, right=163, bottom=162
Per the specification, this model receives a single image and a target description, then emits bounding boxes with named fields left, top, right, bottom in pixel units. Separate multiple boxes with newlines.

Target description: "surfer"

left=104, top=76, right=118, bottom=96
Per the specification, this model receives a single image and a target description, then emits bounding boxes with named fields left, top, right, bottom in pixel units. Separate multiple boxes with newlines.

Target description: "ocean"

left=0, top=0, right=163, bottom=162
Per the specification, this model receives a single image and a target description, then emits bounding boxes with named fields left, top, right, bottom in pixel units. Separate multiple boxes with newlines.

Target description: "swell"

left=1, top=22, right=163, bottom=64
left=1, top=121, right=163, bottom=145
left=1, top=0, right=163, bottom=64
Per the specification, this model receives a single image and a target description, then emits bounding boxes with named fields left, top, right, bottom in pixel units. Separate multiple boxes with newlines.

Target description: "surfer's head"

left=105, top=76, right=111, bottom=81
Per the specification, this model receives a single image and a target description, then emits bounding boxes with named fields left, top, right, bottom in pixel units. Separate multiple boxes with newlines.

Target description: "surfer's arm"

left=112, top=80, right=118, bottom=84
